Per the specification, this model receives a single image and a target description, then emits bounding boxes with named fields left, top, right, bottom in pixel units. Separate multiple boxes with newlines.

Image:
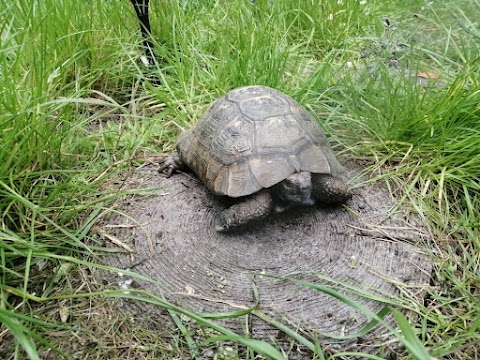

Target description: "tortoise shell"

left=176, top=85, right=343, bottom=198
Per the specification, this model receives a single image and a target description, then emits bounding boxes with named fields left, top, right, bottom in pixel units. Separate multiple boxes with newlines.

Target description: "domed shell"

left=176, top=85, right=343, bottom=198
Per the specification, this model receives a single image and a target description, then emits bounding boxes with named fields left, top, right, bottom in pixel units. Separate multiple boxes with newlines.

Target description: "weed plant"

left=0, top=0, right=479, bottom=358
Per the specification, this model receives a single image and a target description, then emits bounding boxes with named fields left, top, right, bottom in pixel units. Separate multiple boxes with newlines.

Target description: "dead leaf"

left=418, top=69, right=439, bottom=79
left=59, top=306, right=69, bottom=323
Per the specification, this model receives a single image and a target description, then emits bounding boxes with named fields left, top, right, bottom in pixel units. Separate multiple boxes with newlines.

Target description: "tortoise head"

left=271, top=171, right=314, bottom=212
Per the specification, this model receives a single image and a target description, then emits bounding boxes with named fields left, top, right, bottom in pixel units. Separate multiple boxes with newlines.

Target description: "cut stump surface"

left=105, top=164, right=432, bottom=353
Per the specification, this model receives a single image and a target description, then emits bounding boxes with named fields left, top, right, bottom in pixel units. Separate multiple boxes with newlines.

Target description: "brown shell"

left=176, top=85, right=343, bottom=198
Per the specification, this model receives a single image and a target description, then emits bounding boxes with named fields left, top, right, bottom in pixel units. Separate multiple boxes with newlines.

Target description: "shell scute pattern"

left=212, top=117, right=254, bottom=164
left=236, top=93, right=291, bottom=121
left=176, top=86, right=339, bottom=198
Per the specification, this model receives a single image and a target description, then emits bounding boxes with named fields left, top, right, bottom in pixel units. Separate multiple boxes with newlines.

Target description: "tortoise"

left=160, top=85, right=349, bottom=231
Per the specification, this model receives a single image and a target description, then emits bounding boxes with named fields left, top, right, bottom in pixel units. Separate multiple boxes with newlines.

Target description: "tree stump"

left=104, top=163, right=432, bottom=356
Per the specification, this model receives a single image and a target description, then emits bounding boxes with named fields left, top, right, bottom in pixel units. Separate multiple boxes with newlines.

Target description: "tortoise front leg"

left=215, top=190, right=273, bottom=232
left=311, top=174, right=349, bottom=206
left=129, top=0, right=155, bottom=64
left=159, top=152, right=184, bottom=177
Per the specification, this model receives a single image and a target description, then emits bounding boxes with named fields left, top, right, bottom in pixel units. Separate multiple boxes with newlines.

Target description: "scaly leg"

left=311, top=174, right=349, bottom=206
left=216, top=190, right=273, bottom=232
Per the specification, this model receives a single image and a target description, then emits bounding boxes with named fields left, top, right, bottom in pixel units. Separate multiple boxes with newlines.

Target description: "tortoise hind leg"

left=311, top=174, right=350, bottom=205
left=216, top=190, right=273, bottom=232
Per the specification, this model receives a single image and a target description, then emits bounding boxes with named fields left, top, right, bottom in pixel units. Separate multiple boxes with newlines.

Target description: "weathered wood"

left=104, top=163, right=432, bottom=356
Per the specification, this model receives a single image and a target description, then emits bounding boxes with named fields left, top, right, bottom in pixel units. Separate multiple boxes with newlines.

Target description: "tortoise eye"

left=284, top=181, right=293, bottom=189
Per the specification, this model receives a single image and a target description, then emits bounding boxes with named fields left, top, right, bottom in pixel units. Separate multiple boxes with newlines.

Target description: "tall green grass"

left=1, top=0, right=479, bottom=358
left=0, top=1, right=152, bottom=357
left=145, top=0, right=381, bottom=118
left=328, top=1, right=480, bottom=357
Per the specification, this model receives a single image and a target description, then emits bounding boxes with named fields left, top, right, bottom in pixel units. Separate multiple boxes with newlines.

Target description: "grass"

left=0, top=0, right=479, bottom=358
